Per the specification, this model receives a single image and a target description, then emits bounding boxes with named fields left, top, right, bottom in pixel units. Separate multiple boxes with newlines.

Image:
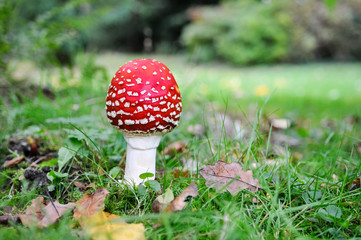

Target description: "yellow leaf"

left=84, top=211, right=145, bottom=240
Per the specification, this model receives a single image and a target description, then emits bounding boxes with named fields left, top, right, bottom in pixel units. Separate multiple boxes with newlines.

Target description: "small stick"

left=290, top=176, right=317, bottom=205
left=44, top=188, right=60, bottom=217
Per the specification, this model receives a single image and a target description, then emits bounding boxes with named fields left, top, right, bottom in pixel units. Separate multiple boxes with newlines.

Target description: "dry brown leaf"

left=200, top=161, right=259, bottom=196
left=74, top=188, right=145, bottom=240
left=3, top=156, right=24, bottom=168
left=163, top=141, right=186, bottom=156
left=346, top=177, right=360, bottom=191
left=74, top=181, right=88, bottom=191
left=19, top=197, right=76, bottom=228
left=83, top=211, right=145, bottom=240
left=73, top=188, right=110, bottom=222
left=152, top=183, right=199, bottom=213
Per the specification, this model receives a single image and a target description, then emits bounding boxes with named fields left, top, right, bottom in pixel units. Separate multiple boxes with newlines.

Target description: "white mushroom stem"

left=123, top=134, right=162, bottom=186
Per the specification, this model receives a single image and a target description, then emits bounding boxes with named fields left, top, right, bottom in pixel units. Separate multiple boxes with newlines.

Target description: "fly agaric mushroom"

left=105, top=59, right=182, bottom=185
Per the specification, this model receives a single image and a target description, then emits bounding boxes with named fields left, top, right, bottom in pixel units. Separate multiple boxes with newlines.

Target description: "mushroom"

left=105, top=59, right=182, bottom=186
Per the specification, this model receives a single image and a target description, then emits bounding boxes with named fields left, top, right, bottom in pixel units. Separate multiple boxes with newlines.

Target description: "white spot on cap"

left=161, top=86, right=166, bottom=90
left=136, top=78, right=142, bottom=84
left=152, top=98, right=159, bottom=103
left=124, top=102, right=130, bottom=107
left=151, top=88, right=159, bottom=93
left=149, top=115, right=155, bottom=122
left=142, top=66, right=147, bottom=70
left=137, top=106, right=143, bottom=112
left=132, top=92, right=139, bottom=96
left=126, top=79, right=131, bottom=82
left=111, top=111, right=116, bottom=118
left=119, top=97, right=126, bottom=102
left=127, top=69, right=131, bottom=73
left=119, top=81, right=124, bottom=85
left=141, top=90, right=146, bottom=95
left=167, top=76, right=171, bottom=80
left=146, top=81, right=150, bottom=85
left=118, top=119, right=123, bottom=125
left=118, top=89, right=126, bottom=94
left=112, top=93, right=116, bottom=98
left=160, top=101, right=166, bottom=105
left=161, top=108, right=168, bottom=112
left=115, top=100, right=119, bottom=106
left=140, top=118, right=148, bottom=124
left=106, top=100, right=112, bottom=106
left=127, top=91, right=133, bottom=96
left=153, top=107, right=160, bottom=111
left=157, top=125, right=166, bottom=130
left=117, top=110, right=131, bottom=116
left=126, top=84, right=135, bottom=87
left=125, top=120, right=135, bottom=125
left=153, top=72, right=157, bottom=75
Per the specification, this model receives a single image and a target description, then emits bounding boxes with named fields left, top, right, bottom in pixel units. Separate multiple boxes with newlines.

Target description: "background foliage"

left=182, top=0, right=361, bottom=65
left=1, top=0, right=360, bottom=71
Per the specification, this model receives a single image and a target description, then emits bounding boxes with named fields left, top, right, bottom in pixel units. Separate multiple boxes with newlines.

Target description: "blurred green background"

left=1, top=0, right=361, bottom=70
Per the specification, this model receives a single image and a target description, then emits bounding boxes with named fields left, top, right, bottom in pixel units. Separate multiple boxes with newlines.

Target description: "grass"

left=0, top=53, right=361, bottom=239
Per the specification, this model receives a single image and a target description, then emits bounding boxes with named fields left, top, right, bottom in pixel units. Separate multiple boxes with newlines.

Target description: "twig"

left=290, top=176, right=317, bottom=205
left=60, top=175, right=80, bottom=198
left=44, top=188, right=60, bottom=217
left=207, top=173, right=265, bottom=191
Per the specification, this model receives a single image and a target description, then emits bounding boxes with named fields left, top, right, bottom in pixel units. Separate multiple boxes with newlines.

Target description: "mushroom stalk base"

left=123, top=135, right=162, bottom=186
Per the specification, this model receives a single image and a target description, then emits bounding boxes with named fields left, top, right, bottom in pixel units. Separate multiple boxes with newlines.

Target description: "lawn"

left=0, top=53, right=361, bottom=239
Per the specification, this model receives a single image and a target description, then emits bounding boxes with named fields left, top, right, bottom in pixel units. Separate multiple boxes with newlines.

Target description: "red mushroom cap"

left=105, top=59, right=182, bottom=135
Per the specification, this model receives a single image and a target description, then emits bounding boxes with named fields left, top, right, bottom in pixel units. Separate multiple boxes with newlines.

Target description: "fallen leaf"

left=2, top=156, right=25, bottom=168
left=84, top=211, right=145, bottom=240
left=0, top=207, right=18, bottom=225
left=74, top=188, right=145, bottom=240
left=74, top=181, right=88, bottom=191
left=73, top=188, right=110, bottom=222
left=19, top=197, right=76, bottom=228
left=152, top=188, right=175, bottom=212
left=200, top=161, right=259, bottom=196
left=152, top=183, right=198, bottom=213
left=162, top=141, right=186, bottom=156
left=346, top=177, right=360, bottom=191
left=0, top=214, right=18, bottom=225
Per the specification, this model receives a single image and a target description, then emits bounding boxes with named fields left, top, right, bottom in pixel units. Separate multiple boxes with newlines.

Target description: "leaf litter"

left=152, top=183, right=199, bottom=213
left=200, top=161, right=260, bottom=196
left=74, top=188, right=145, bottom=240
left=19, top=197, right=76, bottom=228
